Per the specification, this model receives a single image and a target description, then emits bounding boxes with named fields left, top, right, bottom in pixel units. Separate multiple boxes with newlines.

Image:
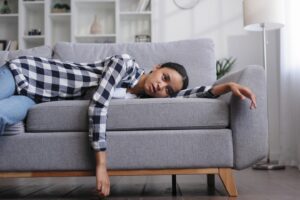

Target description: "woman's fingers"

left=235, top=86, right=257, bottom=109
left=98, top=179, right=110, bottom=196
left=233, top=88, right=245, bottom=100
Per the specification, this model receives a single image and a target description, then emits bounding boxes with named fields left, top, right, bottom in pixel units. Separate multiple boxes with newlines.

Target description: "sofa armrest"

left=215, top=65, right=268, bottom=170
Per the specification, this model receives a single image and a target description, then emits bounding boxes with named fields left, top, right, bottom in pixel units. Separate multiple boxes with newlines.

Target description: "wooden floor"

left=0, top=167, right=299, bottom=199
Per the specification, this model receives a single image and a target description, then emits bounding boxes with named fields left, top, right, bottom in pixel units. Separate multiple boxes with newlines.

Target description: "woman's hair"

left=160, top=62, right=189, bottom=90
left=139, top=62, right=189, bottom=98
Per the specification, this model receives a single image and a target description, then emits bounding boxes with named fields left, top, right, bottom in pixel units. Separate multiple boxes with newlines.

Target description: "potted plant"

left=216, top=57, right=236, bottom=79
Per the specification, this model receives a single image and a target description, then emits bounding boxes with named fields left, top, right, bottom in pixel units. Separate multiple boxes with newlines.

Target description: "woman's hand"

left=211, top=82, right=257, bottom=110
left=228, top=82, right=257, bottom=109
left=96, top=164, right=110, bottom=197
left=95, top=151, right=110, bottom=197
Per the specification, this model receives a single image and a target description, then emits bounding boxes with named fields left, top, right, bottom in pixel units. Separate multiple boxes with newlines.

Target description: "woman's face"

left=143, top=65, right=183, bottom=98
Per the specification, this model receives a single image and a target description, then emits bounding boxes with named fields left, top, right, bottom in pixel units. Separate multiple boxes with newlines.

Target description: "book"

left=8, top=40, right=18, bottom=51
left=140, top=0, right=150, bottom=11
left=4, top=40, right=11, bottom=51
left=136, top=0, right=143, bottom=12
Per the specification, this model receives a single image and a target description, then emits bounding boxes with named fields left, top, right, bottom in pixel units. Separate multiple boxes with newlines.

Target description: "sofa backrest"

left=0, top=46, right=52, bottom=66
left=52, top=39, right=216, bottom=88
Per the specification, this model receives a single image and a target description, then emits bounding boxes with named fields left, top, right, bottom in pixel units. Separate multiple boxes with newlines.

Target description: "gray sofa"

left=0, top=39, right=268, bottom=197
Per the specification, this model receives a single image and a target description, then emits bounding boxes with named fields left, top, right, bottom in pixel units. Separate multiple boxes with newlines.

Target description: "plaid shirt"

left=7, top=54, right=216, bottom=151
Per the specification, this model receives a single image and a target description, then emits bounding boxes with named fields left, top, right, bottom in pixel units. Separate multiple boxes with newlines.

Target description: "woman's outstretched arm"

left=210, top=82, right=257, bottom=109
left=173, top=82, right=256, bottom=109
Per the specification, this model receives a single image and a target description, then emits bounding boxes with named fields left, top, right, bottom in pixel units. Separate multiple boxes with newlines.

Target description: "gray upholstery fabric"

left=215, top=65, right=268, bottom=170
left=8, top=45, right=52, bottom=60
left=0, top=130, right=233, bottom=171
left=52, top=39, right=216, bottom=88
left=26, top=98, right=229, bottom=132
left=1, top=46, right=52, bottom=67
left=0, top=51, right=9, bottom=66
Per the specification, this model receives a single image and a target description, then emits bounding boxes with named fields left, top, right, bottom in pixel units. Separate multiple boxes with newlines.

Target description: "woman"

left=0, top=54, right=256, bottom=197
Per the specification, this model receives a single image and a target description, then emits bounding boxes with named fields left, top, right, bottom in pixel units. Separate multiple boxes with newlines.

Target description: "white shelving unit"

left=45, top=0, right=71, bottom=46
left=0, top=0, right=19, bottom=48
left=72, top=0, right=117, bottom=43
left=0, top=0, right=154, bottom=50
left=19, top=0, right=45, bottom=49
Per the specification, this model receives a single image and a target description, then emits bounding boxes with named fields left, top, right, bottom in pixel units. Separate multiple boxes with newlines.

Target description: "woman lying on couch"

left=0, top=54, right=256, bottom=197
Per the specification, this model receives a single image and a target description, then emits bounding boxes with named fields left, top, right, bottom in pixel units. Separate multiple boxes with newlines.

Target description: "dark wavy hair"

left=160, top=62, right=189, bottom=90
left=139, top=62, right=189, bottom=98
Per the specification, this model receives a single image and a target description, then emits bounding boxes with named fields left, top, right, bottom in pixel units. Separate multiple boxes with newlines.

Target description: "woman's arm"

left=210, top=82, right=257, bottom=109
left=172, top=85, right=218, bottom=98
left=95, top=152, right=110, bottom=197
left=88, top=55, right=132, bottom=197
left=173, top=82, right=256, bottom=109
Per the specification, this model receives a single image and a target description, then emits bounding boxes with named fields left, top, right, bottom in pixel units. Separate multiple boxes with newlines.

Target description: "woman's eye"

left=165, top=88, right=169, bottom=95
left=162, top=74, right=166, bottom=81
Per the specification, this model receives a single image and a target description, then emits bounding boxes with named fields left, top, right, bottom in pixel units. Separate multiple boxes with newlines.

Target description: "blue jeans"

left=0, top=65, right=36, bottom=135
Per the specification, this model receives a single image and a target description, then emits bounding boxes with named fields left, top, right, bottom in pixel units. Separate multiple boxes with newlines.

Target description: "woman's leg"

left=0, top=64, right=16, bottom=100
left=0, top=65, right=36, bottom=135
left=0, top=96, right=36, bottom=135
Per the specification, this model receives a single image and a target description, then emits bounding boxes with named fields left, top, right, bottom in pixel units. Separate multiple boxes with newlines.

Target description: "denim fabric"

left=0, top=64, right=15, bottom=100
left=0, top=65, right=36, bottom=135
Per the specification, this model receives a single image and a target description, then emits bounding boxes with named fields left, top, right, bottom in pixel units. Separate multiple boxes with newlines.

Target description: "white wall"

left=152, top=0, right=281, bottom=160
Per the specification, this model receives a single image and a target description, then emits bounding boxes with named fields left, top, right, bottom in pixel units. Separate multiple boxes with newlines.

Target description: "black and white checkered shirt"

left=7, top=54, right=216, bottom=151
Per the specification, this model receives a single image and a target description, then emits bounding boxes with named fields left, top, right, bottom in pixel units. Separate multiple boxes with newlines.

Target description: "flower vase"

left=90, top=15, right=101, bottom=34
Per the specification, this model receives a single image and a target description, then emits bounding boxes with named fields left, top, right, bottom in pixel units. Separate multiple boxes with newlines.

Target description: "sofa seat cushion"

left=0, top=130, right=233, bottom=171
left=26, top=98, right=229, bottom=132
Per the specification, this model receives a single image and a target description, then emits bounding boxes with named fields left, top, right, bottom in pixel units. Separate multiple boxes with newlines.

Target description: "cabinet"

left=0, top=0, right=19, bottom=49
left=0, top=0, right=154, bottom=50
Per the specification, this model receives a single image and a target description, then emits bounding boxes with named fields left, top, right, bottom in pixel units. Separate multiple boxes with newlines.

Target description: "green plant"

left=216, top=57, right=236, bottom=79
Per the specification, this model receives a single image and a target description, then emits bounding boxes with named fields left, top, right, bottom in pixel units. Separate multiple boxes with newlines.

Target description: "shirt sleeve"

left=172, top=85, right=219, bottom=98
left=88, top=54, right=131, bottom=152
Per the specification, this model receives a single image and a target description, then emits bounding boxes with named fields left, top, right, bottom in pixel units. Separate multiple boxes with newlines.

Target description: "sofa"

left=0, top=39, right=268, bottom=197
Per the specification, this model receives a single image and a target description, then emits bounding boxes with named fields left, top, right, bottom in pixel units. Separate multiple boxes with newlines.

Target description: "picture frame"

left=0, top=40, right=7, bottom=50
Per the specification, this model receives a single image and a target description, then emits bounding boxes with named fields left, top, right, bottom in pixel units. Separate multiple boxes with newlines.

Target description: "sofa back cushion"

left=0, top=45, right=52, bottom=66
left=52, top=39, right=216, bottom=88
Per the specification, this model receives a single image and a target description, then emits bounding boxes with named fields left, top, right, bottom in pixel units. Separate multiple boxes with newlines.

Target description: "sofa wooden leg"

left=218, top=168, right=238, bottom=197
left=207, top=174, right=215, bottom=195
left=172, top=174, right=177, bottom=196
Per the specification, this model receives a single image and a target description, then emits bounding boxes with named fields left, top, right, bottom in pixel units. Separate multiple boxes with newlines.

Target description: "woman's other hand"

left=211, top=82, right=257, bottom=110
left=95, top=151, right=110, bottom=197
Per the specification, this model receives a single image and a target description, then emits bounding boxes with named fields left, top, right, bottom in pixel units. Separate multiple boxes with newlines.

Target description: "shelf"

left=0, top=0, right=153, bottom=48
left=23, top=35, right=45, bottom=40
left=120, top=11, right=151, bottom=15
left=0, top=14, right=19, bottom=18
left=75, top=34, right=116, bottom=38
left=75, top=34, right=116, bottom=43
left=23, top=0, right=44, bottom=5
left=75, top=0, right=115, bottom=3
left=50, top=13, right=71, bottom=20
left=50, top=13, right=71, bottom=16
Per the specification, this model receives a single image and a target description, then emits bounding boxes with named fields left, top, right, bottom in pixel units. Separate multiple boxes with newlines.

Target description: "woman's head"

left=142, top=62, right=189, bottom=98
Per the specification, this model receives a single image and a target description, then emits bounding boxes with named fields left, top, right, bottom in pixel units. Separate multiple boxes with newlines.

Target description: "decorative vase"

left=0, top=0, right=11, bottom=14
left=90, top=15, right=101, bottom=34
